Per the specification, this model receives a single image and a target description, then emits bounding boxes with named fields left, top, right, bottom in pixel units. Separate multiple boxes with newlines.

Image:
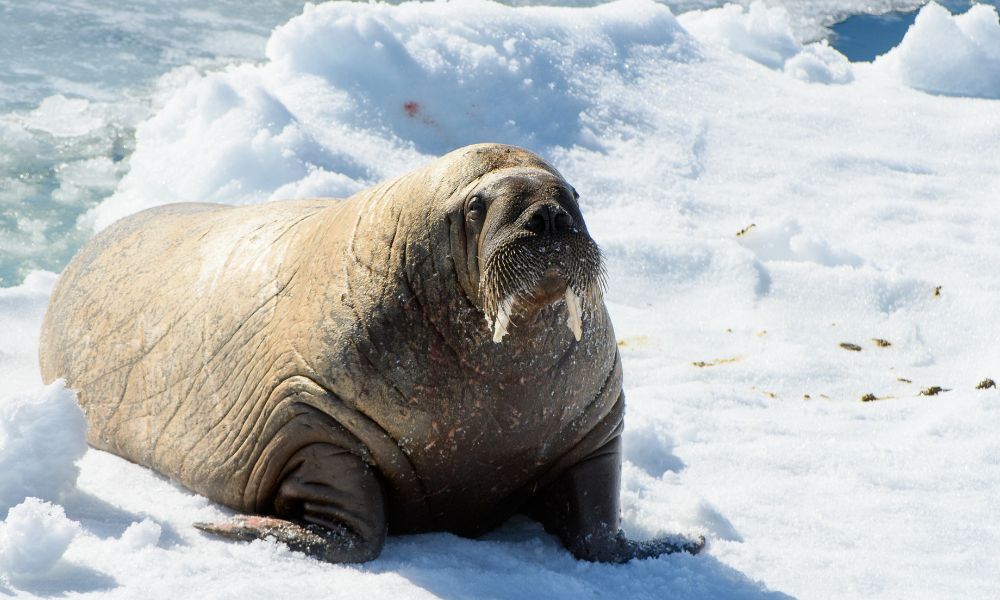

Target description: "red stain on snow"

left=402, top=99, right=441, bottom=130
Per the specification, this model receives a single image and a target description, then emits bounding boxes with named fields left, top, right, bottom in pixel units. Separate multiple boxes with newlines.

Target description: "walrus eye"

left=467, top=196, right=485, bottom=221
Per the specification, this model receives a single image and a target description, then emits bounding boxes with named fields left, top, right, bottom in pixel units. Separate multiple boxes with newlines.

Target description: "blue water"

left=830, top=0, right=1000, bottom=62
left=0, top=0, right=310, bottom=286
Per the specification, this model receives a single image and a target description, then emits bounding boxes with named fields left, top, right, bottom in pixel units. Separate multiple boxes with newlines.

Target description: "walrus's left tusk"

left=565, top=287, right=583, bottom=342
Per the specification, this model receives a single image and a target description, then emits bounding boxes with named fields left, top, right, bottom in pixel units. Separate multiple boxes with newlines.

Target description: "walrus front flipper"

left=529, top=434, right=703, bottom=563
left=196, top=443, right=386, bottom=563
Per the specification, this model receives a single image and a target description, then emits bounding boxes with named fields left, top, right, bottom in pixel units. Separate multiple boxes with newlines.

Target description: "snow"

left=678, top=3, right=853, bottom=82
left=680, top=3, right=814, bottom=69
left=735, top=219, right=862, bottom=267
left=0, top=272, right=58, bottom=391
left=652, top=1, right=927, bottom=41
left=0, top=380, right=87, bottom=515
left=91, top=0, right=695, bottom=229
left=117, top=519, right=162, bottom=550
left=0, top=0, right=921, bottom=285
left=3, top=0, right=1000, bottom=598
left=872, top=1, right=1000, bottom=98
left=0, top=499, right=80, bottom=583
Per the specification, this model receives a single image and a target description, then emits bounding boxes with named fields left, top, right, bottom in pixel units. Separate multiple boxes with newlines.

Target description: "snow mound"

left=0, top=381, right=88, bottom=515
left=679, top=1, right=852, bottom=83
left=86, top=65, right=366, bottom=231
left=263, top=0, right=689, bottom=152
left=623, top=421, right=685, bottom=477
left=737, top=219, right=862, bottom=267
left=119, top=519, right=162, bottom=550
left=91, top=0, right=696, bottom=230
left=873, top=2, right=1000, bottom=98
left=783, top=41, right=853, bottom=84
left=0, top=498, right=80, bottom=580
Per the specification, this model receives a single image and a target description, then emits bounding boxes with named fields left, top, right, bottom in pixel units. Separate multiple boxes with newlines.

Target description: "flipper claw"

left=194, top=515, right=361, bottom=561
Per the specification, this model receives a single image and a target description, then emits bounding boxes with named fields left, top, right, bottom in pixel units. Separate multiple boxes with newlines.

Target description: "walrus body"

left=40, top=144, right=697, bottom=562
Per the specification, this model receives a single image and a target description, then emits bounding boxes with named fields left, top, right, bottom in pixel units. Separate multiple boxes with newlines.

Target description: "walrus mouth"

left=480, top=234, right=606, bottom=344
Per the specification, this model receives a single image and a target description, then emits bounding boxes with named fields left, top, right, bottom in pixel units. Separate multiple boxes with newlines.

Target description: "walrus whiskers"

left=480, top=230, right=605, bottom=345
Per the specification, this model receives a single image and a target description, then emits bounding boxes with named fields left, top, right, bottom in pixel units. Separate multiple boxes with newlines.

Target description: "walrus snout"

left=465, top=167, right=606, bottom=344
left=481, top=223, right=605, bottom=344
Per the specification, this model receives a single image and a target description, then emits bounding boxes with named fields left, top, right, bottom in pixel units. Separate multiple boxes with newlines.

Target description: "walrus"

left=39, top=143, right=702, bottom=563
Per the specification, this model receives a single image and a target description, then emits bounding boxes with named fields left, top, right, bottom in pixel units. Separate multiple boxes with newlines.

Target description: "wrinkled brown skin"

left=40, top=144, right=698, bottom=563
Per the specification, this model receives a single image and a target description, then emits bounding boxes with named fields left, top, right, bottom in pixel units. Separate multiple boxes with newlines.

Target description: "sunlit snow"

left=2, top=1, right=999, bottom=598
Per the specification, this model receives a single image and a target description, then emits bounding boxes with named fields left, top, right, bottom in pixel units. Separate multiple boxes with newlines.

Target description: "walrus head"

left=453, top=161, right=606, bottom=344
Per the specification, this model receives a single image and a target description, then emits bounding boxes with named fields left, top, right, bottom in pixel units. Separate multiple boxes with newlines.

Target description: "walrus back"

left=39, top=200, right=333, bottom=506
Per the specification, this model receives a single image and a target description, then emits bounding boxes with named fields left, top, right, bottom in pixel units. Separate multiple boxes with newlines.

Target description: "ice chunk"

left=873, top=2, right=1000, bottom=98
left=0, top=381, right=87, bottom=514
left=784, top=40, right=853, bottom=84
left=680, top=2, right=801, bottom=69
left=0, top=498, right=80, bottom=579
left=680, top=2, right=852, bottom=83
left=119, top=519, right=162, bottom=550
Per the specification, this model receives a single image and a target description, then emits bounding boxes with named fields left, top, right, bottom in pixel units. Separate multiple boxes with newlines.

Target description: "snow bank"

left=261, top=0, right=689, bottom=152
left=0, top=498, right=80, bottom=581
left=0, top=381, right=87, bottom=515
left=678, top=2, right=852, bottom=83
left=91, top=0, right=695, bottom=230
left=873, top=2, right=1000, bottom=98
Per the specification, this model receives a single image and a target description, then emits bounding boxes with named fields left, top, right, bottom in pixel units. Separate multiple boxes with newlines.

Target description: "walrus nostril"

left=525, top=204, right=573, bottom=235
left=525, top=211, right=547, bottom=234
left=554, top=211, right=573, bottom=233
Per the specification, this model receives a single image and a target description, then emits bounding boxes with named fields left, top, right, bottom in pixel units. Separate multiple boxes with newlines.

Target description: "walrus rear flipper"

left=196, top=443, right=387, bottom=563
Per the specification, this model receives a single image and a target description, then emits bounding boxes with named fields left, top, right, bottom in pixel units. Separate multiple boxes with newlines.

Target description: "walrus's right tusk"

left=493, top=296, right=515, bottom=343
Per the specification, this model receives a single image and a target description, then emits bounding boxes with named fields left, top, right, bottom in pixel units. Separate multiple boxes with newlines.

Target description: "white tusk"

left=493, top=296, right=515, bottom=343
left=565, top=287, right=583, bottom=342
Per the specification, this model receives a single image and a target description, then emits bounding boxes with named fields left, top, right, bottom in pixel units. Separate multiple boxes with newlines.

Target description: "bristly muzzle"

left=479, top=233, right=607, bottom=343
